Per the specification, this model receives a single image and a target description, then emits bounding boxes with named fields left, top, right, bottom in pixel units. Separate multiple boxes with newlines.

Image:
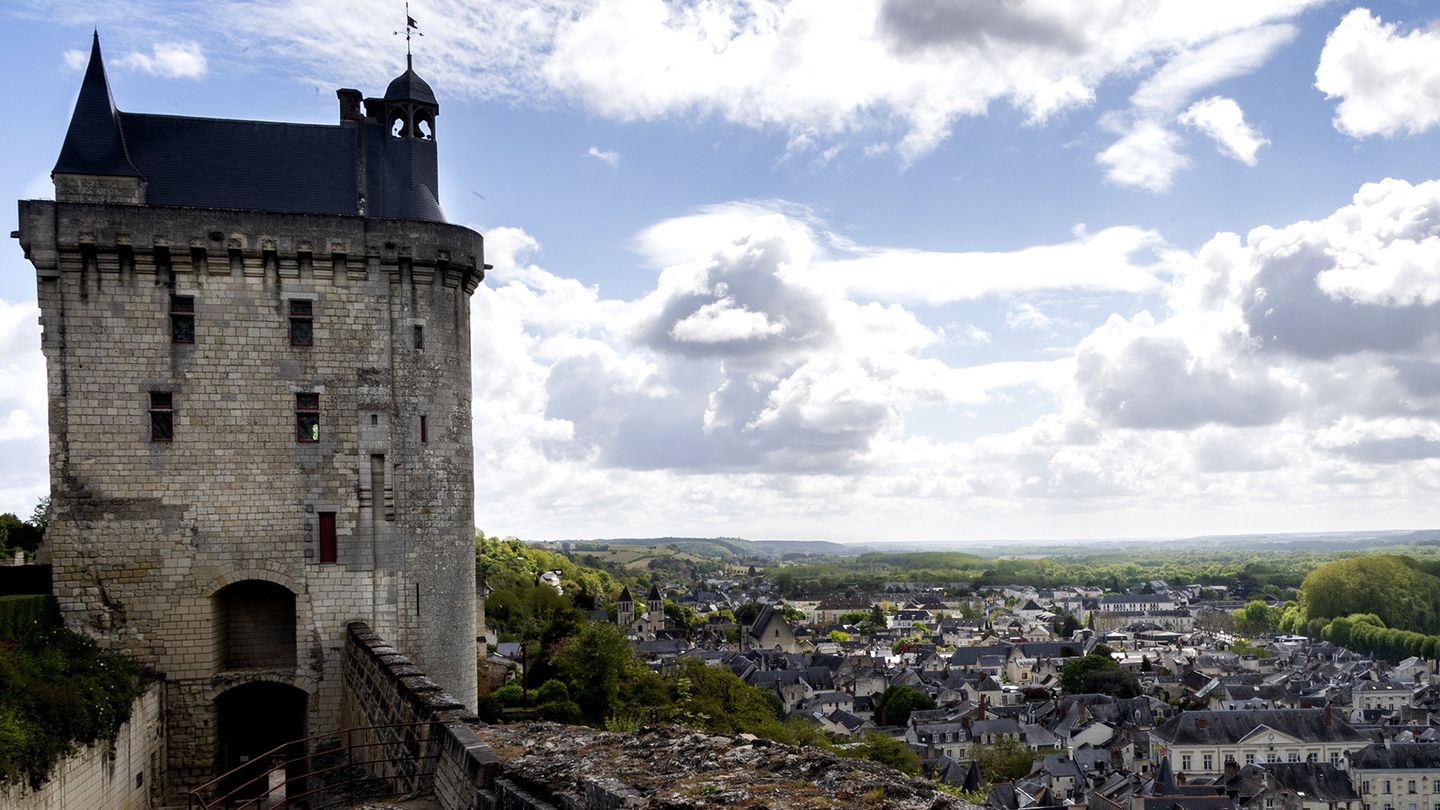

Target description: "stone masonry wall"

left=344, top=622, right=498, bottom=807
left=344, top=623, right=972, bottom=810
left=15, top=200, right=482, bottom=794
left=0, top=680, right=166, bottom=810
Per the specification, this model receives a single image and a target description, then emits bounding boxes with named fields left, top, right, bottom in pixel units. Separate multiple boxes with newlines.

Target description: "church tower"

left=617, top=585, right=635, bottom=629
left=16, top=34, right=484, bottom=794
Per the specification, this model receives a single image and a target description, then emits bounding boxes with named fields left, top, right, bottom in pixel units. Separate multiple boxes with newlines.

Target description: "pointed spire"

left=1154, top=756, right=1178, bottom=795
left=54, top=32, right=142, bottom=178
left=963, top=758, right=983, bottom=792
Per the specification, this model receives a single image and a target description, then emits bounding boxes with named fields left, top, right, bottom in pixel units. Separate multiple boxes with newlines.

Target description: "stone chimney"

left=337, top=88, right=364, bottom=122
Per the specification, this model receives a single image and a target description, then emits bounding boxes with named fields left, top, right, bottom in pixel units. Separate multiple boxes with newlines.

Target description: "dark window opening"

left=149, top=392, right=173, bottom=442
left=170, top=295, right=194, bottom=343
left=296, top=393, right=319, bottom=443
left=289, top=300, right=313, bottom=346
left=413, top=325, right=424, bottom=350
left=318, top=512, right=337, bottom=563
left=420, top=415, right=428, bottom=443
left=370, top=413, right=378, bottom=426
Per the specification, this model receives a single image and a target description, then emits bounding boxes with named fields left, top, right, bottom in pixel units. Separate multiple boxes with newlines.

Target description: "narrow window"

left=318, top=512, right=337, bottom=563
left=149, top=392, right=173, bottom=442
left=289, top=299, right=313, bottom=346
left=413, top=324, right=424, bottom=350
left=296, top=393, right=319, bottom=442
left=420, top=415, right=428, bottom=443
left=170, top=295, right=194, bottom=343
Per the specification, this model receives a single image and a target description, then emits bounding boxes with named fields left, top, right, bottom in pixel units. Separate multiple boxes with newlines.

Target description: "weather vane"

left=394, top=1, right=423, bottom=62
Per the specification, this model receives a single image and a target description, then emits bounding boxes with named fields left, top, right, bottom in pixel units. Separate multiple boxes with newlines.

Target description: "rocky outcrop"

left=474, top=722, right=975, bottom=809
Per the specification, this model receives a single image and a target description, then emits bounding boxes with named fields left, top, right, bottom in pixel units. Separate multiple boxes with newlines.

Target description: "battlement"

left=16, top=201, right=485, bottom=294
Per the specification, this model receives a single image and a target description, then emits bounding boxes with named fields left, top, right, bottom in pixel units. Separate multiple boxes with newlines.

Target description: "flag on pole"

left=407, top=15, right=418, bottom=28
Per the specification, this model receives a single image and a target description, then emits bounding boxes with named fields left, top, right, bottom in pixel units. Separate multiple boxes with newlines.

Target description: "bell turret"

left=383, top=55, right=438, bottom=141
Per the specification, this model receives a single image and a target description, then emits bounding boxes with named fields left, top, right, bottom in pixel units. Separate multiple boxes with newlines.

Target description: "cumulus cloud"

left=115, top=42, right=207, bottom=79
left=180, top=0, right=1327, bottom=167
left=1096, top=22, right=1293, bottom=189
left=1179, top=96, right=1268, bottom=165
left=1316, top=8, right=1440, bottom=138
left=1095, top=119, right=1191, bottom=192
left=641, top=203, right=1167, bottom=305
left=1074, top=311, right=1300, bottom=430
left=0, top=299, right=49, bottom=515
left=584, top=146, right=620, bottom=169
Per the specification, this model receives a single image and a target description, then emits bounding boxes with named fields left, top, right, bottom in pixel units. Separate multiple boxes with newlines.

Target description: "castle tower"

left=16, top=34, right=483, bottom=793
left=647, top=583, right=664, bottom=617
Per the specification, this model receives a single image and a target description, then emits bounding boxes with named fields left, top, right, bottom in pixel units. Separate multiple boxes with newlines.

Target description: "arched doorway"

left=214, top=681, right=308, bottom=800
left=212, top=579, right=297, bottom=670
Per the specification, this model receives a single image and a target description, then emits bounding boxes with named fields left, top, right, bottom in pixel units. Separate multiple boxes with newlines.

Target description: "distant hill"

left=564, top=536, right=872, bottom=560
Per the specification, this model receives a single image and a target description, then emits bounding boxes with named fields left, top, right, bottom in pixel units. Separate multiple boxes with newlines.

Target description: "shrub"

left=492, top=683, right=525, bottom=706
left=0, top=624, right=139, bottom=789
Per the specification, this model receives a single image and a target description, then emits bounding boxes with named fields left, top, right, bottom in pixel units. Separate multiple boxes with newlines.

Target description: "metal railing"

left=188, top=721, right=441, bottom=810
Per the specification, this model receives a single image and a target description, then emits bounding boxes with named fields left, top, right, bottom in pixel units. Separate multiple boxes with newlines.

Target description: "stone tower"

left=15, top=34, right=483, bottom=792
left=617, top=585, right=635, bottom=629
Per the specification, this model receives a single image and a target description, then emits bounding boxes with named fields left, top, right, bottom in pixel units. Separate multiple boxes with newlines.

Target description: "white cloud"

left=1131, top=25, right=1296, bottom=113
left=62, top=49, right=88, bottom=70
left=1005, top=302, right=1076, bottom=334
left=584, top=146, right=620, bottom=169
left=1179, top=96, right=1268, bottom=165
left=1095, top=119, right=1190, bottom=192
left=945, top=323, right=992, bottom=346
left=115, top=42, right=207, bottom=79
left=640, top=203, right=1167, bottom=305
left=1316, top=8, right=1440, bottom=138
left=1097, top=22, right=1292, bottom=190
left=0, top=299, right=49, bottom=516
left=197, top=0, right=1325, bottom=167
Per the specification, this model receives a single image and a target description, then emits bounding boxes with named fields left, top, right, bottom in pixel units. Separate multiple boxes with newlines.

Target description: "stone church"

left=14, top=33, right=483, bottom=794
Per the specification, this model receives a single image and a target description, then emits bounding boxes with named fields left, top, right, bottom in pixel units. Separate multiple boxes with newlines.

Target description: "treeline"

left=769, top=547, right=1362, bottom=597
left=1268, top=555, right=1440, bottom=663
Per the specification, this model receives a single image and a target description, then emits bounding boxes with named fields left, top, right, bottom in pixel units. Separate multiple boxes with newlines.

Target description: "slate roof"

left=53, top=33, right=446, bottom=223
left=119, top=113, right=358, bottom=215
left=1153, top=709, right=1365, bottom=746
left=54, top=34, right=141, bottom=178
left=385, top=58, right=438, bottom=105
left=1350, top=742, right=1440, bottom=769
left=1258, top=762, right=1360, bottom=801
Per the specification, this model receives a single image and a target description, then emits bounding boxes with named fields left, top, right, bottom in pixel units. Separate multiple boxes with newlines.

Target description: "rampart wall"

left=343, top=623, right=970, bottom=810
left=0, top=681, right=165, bottom=810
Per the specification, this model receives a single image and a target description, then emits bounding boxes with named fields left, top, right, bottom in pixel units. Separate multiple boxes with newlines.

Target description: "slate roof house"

left=1151, top=710, right=1367, bottom=778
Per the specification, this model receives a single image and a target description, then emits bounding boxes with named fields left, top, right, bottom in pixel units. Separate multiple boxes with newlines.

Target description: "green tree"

left=0, top=514, right=42, bottom=557
left=552, top=622, right=641, bottom=724
left=875, top=685, right=936, bottom=727
left=1061, top=653, right=1140, bottom=697
left=847, top=732, right=921, bottom=774
left=1298, top=556, right=1440, bottom=634
left=973, top=736, right=1036, bottom=782
left=1233, top=601, right=1279, bottom=636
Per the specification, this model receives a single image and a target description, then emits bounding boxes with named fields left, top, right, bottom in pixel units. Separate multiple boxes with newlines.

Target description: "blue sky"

left=3, top=1, right=1440, bottom=542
